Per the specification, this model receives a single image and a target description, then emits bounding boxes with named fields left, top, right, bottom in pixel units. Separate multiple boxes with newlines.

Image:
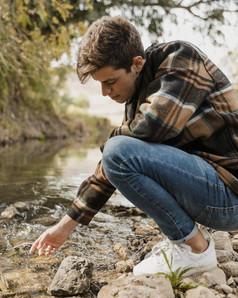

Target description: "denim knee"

left=102, top=135, right=131, bottom=180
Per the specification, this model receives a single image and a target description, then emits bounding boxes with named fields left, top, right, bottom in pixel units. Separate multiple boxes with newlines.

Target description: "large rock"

left=219, top=261, right=238, bottom=277
left=216, top=249, right=238, bottom=263
left=212, top=231, right=233, bottom=251
left=185, top=286, right=218, bottom=297
left=0, top=205, right=21, bottom=219
left=196, top=267, right=226, bottom=287
left=97, top=274, right=175, bottom=298
left=48, top=256, right=93, bottom=296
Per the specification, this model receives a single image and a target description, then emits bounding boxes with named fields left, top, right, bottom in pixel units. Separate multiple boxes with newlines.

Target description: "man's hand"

left=29, top=214, right=78, bottom=256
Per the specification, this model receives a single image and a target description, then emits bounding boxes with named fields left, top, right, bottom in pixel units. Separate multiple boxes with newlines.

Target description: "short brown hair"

left=76, top=16, right=145, bottom=83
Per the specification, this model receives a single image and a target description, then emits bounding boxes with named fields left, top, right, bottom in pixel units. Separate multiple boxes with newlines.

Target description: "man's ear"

left=132, top=56, right=144, bottom=72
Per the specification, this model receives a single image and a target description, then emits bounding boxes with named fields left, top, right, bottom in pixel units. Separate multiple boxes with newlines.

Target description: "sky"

left=140, top=11, right=237, bottom=81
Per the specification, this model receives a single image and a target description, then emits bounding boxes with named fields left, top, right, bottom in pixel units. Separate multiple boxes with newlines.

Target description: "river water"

left=0, top=138, right=148, bottom=295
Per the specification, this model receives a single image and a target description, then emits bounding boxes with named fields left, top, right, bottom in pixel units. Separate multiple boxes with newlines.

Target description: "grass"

left=156, top=249, right=204, bottom=297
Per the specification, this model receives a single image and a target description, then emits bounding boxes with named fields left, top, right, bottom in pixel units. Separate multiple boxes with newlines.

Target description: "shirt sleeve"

left=111, top=42, right=215, bottom=143
left=67, top=159, right=116, bottom=225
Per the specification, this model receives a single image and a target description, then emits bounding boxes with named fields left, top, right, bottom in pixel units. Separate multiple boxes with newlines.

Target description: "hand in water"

left=29, top=214, right=78, bottom=256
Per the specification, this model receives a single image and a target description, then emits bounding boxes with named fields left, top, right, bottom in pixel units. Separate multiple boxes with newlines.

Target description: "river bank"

left=0, top=98, right=113, bottom=146
left=1, top=139, right=238, bottom=297
left=1, top=198, right=238, bottom=297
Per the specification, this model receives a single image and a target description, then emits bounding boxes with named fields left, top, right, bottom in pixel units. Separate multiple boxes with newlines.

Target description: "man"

left=30, top=16, right=238, bottom=276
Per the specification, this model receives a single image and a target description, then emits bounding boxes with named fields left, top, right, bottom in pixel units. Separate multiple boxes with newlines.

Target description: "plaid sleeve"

left=67, top=160, right=116, bottom=225
left=111, top=42, right=215, bottom=143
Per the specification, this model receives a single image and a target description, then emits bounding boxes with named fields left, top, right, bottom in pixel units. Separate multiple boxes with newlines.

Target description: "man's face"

left=92, top=57, right=145, bottom=104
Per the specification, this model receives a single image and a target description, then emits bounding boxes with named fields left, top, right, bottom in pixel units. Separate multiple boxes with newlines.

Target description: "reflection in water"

left=0, top=139, right=101, bottom=207
left=0, top=139, right=141, bottom=294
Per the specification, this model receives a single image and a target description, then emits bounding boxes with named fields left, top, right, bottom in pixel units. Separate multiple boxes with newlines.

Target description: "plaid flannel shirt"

left=67, top=41, right=238, bottom=225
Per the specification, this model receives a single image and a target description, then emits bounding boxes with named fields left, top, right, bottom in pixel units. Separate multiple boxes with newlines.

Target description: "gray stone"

left=134, top=225, right=160, bottom=236
left=0, top=205, right=21, bottom=219
left=97, top=273, right=175, bottom=298
left=32, top=216, right=58, bottom=226
left=184, top=286, right=218, bottom=297
left=231, top=239, right=238, bottom=252
left=13, top=202, right=29, bottom=212
left=115, top=259, right=134, bottom=273
left=212, top=231, right=233, bottom=251
left=196, top=267, right=226, bottom=287
left=0, top=236, right=7, bottom=253
left=226, top=276, right=235, bottom=286
left=219, top=261, right=238, bottom=277
left=48, top=256, right=93, bottom=296
left=113, top=242, right=130, bottom=261
left=220, top=284, right=233, bottom=294
left=216, top=249, right=238, bottom=263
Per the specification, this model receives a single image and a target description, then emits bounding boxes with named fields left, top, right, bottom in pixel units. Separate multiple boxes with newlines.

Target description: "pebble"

left=0, top=205, right=21, bottom=219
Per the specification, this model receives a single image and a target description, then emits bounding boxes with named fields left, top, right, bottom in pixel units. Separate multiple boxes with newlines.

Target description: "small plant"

left=156, top=249, right=204, bottom=297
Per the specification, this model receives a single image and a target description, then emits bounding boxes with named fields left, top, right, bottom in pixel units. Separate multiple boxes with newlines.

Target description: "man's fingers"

left=29, top=239, right=40, bottom=254
left=38, top=242, right=47, bottom=256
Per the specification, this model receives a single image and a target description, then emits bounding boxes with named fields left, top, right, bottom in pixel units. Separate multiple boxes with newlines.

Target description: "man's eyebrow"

left=103, top=78, right=117, bottom=83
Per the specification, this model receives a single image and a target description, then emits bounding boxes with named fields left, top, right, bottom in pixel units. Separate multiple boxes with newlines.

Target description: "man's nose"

left=101, top=83, right=112, bottom=96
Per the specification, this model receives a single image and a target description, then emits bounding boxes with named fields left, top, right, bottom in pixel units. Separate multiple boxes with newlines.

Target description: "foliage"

left=156, top=249, right=204, bottom=298
left=36, top=0, right=237, bottom=44
left=0, top=0, right=87, bottom=112
left=0, top=0, right=237, bottom=119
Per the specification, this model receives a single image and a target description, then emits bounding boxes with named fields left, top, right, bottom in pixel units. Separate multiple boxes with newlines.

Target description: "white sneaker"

left=133, top=235, right=217, bottom=277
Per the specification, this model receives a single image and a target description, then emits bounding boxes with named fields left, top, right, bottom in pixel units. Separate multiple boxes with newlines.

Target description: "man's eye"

left=107, top=81, right=116, bottom=85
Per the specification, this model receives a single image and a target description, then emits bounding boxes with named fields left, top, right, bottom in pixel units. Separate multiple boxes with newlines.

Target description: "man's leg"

left=102, top=136, right=238, bottom=275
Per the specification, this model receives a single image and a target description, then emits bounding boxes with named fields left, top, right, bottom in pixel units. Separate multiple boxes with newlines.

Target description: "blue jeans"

left=102, top=136, right=238, bottom=244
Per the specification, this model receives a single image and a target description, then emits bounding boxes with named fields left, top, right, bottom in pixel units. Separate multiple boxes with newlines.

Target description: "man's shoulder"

left=146, top=40, right=204, bottom=56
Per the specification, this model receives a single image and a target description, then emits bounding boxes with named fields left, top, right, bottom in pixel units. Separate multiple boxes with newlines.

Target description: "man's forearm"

left=57, top=214, right=79, bottom=233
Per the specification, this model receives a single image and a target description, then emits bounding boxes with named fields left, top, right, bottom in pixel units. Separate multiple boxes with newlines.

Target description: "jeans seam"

left=120, top=155, right=226, bottom=192
left=150, top=157, right=224, bottom=190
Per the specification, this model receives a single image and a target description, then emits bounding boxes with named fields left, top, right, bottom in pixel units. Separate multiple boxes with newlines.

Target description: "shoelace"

left=151, top=238, right=186, bottom=263
left=151, top=237, right=172, bottom=255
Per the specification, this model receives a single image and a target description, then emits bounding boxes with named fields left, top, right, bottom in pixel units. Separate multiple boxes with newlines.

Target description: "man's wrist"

left=57, top=214, right=79, bottom=232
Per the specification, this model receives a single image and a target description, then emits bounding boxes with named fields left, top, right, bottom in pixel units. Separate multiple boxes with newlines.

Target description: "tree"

left=0, top=0, right=237, bottom=110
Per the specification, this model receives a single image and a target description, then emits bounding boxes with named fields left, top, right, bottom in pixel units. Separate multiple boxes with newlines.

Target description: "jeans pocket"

left=195, top=205, right=238, bottom=231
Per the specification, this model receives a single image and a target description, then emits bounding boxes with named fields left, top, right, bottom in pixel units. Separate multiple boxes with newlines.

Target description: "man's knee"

left=103, top=136, right=128, bottom=161
left=102, top=135, right=133, bottom=174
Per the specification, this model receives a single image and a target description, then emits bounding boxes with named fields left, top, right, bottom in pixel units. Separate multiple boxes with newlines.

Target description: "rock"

left=113, top=242, right=129, bottom=260
left=31, top=216, right=58, bottom=226
left=48, top=256, right=93, bottom=296
left=184, top=285, right=218, bottom=297
left=140, top=236, right=163, bottom=259
left=0, top=205, right=22, bottom=219
left=94, top=212, right=118, bottom=223
left=231, top=239, right=238, bottom=252
left=227, top=276, right=235, bottom=286
left=216, top=249, right=238, bottom=263
left=219, top=261, right=238, bottom=277
left=0, top=236, right=7, bottom=253
left=134, top=225, right=160, bottom=236
left=232, top=232, right=238, bottom=238
left=227, top=294, right=238, bottom=298
left=212, top=231, right=233, bottom=251
left=13, top=201, right=29, bottom=212
left=233, top=277, right=238, bottom=284
left=131, top=207, right=146, bottom=216
left=196, top=267, right=226, bottom=287
left=115, top=259, right=134, bottom=273
left=220, top=284, right=233, bottom=294
left=97, top=274, right=175, bottom=298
